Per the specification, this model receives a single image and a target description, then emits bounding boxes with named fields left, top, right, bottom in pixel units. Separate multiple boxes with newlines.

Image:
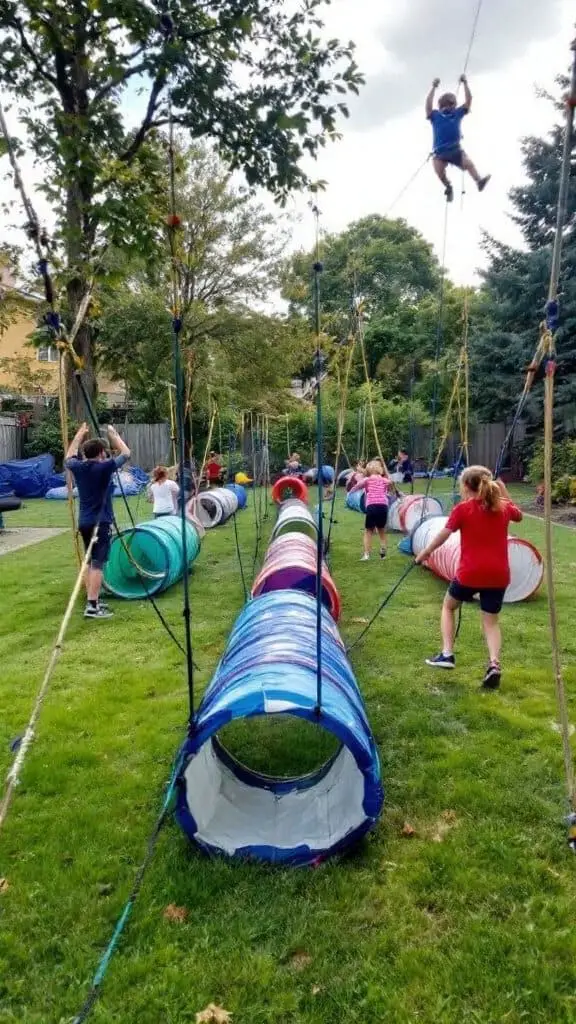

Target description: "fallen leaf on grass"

left=0, top=878, right=9, bottom=895
left=350, top=617, right=369, bottom=624
left=311, top=985, right=323, bottom=996
left=289, top=949, right=313, bottom=971
left=196, top=1004, right=232, bottom=1024
left=401, top=822, right=416, bottom=838
left=164, top=903, right=188, bottom=923
left=98, top=882, right=114, bottom=897
left=432, top=810, right=458, bottom=843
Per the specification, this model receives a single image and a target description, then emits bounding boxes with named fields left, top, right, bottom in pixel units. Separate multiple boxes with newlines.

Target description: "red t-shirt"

left=206, top=460, right=222, bottom=481
left=446, top=498, right=523, bottom=589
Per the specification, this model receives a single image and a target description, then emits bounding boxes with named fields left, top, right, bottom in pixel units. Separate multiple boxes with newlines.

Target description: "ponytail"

left=461, top=465, right=502, bottom=511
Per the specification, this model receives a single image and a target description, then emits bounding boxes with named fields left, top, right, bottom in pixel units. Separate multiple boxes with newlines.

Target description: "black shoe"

left=444, top=183, right=454, bottom=203
left=482, top=662, right=501, bottom=689
left=84, top=604, right=114, bottom=620
left=425, top=653, right=455, bottom=669
left=478, top=175, right=491, bottom=193
left=380, top=548, right=387, bottom=560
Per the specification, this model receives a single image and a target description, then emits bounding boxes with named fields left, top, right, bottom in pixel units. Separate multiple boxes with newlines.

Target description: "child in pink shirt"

left=349, top=459, right=391, bottom=560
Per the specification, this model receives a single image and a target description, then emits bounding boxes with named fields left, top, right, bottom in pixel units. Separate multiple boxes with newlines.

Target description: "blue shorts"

left=435, top=148, right=465, bottom=168
left=79, top=523, right=111, bottom=569
left=448, top=580, right=505, bottom=614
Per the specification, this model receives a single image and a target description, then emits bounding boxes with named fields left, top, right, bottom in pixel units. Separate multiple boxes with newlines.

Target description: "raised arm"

left=426, top=78, right=440, bottom=117
left=460, top=74, right=472, bottom=110
left=107, top=425, right=131, bottom=460
left=65, top=422, right=89, bottom=461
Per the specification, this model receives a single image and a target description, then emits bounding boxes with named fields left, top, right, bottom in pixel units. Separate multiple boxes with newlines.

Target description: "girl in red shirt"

left=415, top=465, right=523, bottom=689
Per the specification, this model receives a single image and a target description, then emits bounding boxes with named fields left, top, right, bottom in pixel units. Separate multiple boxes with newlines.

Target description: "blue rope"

left=313, top=254, right=325, bottom=715
left=71, top=750, right=184, bottom=1024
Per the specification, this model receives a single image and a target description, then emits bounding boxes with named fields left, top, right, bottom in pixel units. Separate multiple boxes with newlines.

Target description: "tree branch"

left=91, top=48, right=149, bottom=106
left=118, top=71, right=167, bottom=164
left=8, top=18, right=59, bottom=89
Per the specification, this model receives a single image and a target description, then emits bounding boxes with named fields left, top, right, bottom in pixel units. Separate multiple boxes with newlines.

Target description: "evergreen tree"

left=470, top=84, right=576, bottom=430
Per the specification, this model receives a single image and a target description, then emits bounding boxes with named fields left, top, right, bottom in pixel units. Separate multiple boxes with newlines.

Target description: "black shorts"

left=436, top=147, right=465, bottom=168
left=365, top=504, right=388, bottom=531
left=79, top=523, right=111, bottom=570
left=448, top=580, right=506, bottom=614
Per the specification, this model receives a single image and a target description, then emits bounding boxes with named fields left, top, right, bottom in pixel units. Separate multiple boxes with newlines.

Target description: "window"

left=37, top=345, right=58, bottom=363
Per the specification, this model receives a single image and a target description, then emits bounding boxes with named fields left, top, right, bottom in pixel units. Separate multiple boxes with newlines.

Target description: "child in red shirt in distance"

left=414, top=465, right=523, bottom=689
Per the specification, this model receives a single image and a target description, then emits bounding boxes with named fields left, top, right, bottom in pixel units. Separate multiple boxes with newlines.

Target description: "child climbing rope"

left=349, top=459, right=391, bottom=561
left=148, top=466, right=179, bottom=517
left=415, top=466, right=522, bottom=688
left=65, top=423, right=131, bottom=620
left=426, top=75, right=490, bottom=203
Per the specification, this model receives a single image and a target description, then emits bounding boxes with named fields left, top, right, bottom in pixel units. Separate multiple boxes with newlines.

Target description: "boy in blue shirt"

left=426, top=75, right=490, bottom=203
left=65, top=422, right=131, bottom=619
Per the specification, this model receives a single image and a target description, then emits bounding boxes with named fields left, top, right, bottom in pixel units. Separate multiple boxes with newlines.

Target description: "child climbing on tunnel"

left=415, top=466, right=522, bottom=689
left=349, top=459, right=391, bottom=561
left=426, top=75, right=490, bottom=203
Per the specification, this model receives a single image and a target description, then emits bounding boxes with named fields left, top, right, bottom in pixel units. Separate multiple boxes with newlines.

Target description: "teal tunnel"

left=103, top=515, right=201, bottom=600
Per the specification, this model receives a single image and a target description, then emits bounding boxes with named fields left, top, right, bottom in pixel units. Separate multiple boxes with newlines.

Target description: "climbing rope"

left=346, top=563, right=418, bottom=654
left=326, top=333, right=356, bottom=551
left=311, top=199, right=325, bottom=715
left=71, top=747, right=185, bottom=1024
left=383, top=154, right=431, bottom=219
left=540, top=37, right=576, bottom=847
left=0, top=530, right=99, bottom=832
left=57, top=351, right=83, bottom=565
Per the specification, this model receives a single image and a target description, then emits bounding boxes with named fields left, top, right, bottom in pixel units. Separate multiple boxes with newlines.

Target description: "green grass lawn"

left=1, top=486, right=576, bottom=1024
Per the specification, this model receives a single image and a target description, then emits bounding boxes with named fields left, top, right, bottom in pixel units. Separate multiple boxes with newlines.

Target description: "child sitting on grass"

left=415, top=465, right=522, bottom=689
left=349, top=459, right=391, bottom=561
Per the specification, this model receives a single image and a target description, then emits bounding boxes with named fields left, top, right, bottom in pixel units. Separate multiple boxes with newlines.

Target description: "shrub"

left=527, top=438, right=576, bottom=485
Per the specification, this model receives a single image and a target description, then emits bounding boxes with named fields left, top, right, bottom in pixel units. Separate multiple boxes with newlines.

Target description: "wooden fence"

left=121, top=422, right=171, bottom=471
left=410, top=421, right=526, bottom=474
left=0, top=417, right=23, bottom=462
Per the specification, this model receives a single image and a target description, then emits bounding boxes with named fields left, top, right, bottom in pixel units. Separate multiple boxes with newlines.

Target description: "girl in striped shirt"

left=349, top=459, right=391, bottom=561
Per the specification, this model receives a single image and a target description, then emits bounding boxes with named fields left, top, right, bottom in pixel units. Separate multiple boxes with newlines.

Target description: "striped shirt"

left=352, top=474, right=390, bottom=507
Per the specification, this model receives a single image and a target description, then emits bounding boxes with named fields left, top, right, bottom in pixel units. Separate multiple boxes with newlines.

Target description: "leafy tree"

left=0, top=0, right=362, bottom=416
left=96, top=143, right=312, bottom=420
left=0, top=355, right=53, bottom=397
left=470, top=85, right=576, bottom=429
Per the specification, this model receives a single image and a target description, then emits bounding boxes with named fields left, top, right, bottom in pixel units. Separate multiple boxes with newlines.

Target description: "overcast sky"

left=285, top=0, right=573, bottom=284
left=1, top=0, right=573, bottom=289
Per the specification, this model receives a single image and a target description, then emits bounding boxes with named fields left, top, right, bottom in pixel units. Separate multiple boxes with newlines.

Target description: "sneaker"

left=380, top=548, right=387, bottom=560
left=425, top=653, right=455, bottom=669
left=444, top=183, right=454, bottom=203
left=98, top=600, right=111, bottom=612
left=482, top=661, right=501, bottom=689
left=477, top=175, right=491, bottom=193
left=360, top=554, right=370, bottom=561
left=84, top=604, right=114, bottom=620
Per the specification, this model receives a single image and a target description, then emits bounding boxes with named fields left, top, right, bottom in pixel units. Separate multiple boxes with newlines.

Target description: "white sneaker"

left=360, top=553, right=370, bottom=561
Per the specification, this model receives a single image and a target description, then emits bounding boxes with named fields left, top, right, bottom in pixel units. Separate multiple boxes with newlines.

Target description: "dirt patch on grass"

left=522, top=502, right=576, bottom=528
left=0, top=527, right=68, bottom=556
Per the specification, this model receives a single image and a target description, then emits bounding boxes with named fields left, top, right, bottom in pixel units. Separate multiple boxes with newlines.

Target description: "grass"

left=1, top=484, right=576, bottom=1024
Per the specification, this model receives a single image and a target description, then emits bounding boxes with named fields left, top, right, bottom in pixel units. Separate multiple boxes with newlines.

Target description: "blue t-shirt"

left=65, top=454, right=128, bottom=526
left=428, top=106, right=468, bottom=154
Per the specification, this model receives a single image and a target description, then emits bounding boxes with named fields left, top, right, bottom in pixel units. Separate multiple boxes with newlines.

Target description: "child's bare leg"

left=363, top=529, right=373, bottom=556
left=86, top=567, right=103, bottom=603
left=462, top=154, right=490, bottom=190
left=481, top=612, right=501, bottom=664
left=376, top=527, right=387, bottom=551
left=461, top=154, right=481, bottom=183
left=441, top=594, right=461, bottom=655
left=433, top=157, right=449, bottom=187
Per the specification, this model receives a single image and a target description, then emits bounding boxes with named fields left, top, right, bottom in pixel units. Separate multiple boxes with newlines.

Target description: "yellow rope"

left=357, top=306, right=390, bottom=474
left=541, top=321, right=575, bottom=815
left=58, top=351, right=82, bottom=565
left=285, top=413, right=291, bottom=458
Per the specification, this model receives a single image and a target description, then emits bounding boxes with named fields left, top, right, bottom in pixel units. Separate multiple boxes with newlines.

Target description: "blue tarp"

left=0, top=455, right=55, bottom=498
